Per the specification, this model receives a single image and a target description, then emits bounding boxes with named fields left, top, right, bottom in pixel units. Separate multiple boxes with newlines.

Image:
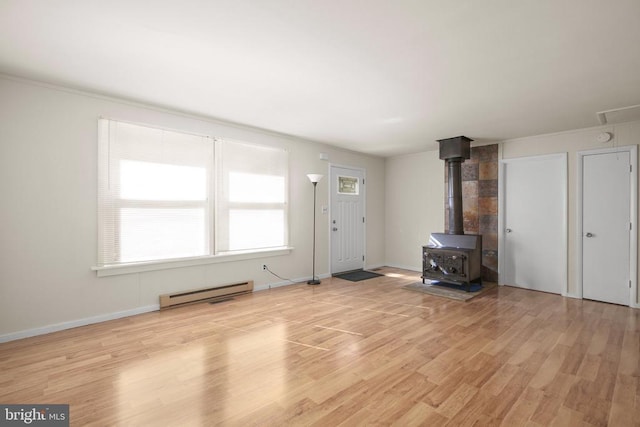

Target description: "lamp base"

left=307, top=279, right=321, bottom=285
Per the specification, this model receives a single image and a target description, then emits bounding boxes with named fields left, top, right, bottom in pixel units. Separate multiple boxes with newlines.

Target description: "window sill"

left=92, top=247, right=294, bottom=277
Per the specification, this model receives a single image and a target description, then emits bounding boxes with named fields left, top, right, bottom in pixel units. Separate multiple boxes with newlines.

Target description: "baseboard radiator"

left=159, top=280, right=254, bottom=310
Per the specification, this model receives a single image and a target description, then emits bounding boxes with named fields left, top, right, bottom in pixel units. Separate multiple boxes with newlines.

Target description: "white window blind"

left=97, top=119, right=289, bottom=267
left=216, top=140, right=289, bottom=252
left=98, top=119, right=213, bottom=265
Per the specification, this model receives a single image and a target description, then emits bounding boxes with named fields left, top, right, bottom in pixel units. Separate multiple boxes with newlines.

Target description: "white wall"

left=385, top=150, right=444, bottom=270
left=0, top=76, right=385, bottom=340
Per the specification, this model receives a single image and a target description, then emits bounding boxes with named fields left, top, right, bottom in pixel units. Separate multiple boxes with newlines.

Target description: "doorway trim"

left=498, top=153, right=568, bottom=293
left=328, top=163, right=366, bottom=274
left=576, top=145, right=637, bottom=307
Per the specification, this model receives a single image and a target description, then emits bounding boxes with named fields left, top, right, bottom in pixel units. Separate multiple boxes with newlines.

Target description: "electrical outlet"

left=262, top=264, right=267, bottom=271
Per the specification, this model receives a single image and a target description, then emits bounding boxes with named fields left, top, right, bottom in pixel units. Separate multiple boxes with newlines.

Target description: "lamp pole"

left=306, top=174, right=323, bottom=285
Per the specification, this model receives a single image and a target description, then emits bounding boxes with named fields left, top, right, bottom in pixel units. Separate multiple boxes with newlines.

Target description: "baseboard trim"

left=254, top=273, right=331, bottom=292
left=562, top=292, right=582, bottom=300
left=384, top=263, right=421, bottom=273
left=0, top=305, right=159, bottom=343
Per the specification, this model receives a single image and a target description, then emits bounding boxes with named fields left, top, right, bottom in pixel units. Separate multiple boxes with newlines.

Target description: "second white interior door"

left=501, top=154, right=567, bottom=294
left=582, top=150, right=631, bottom=305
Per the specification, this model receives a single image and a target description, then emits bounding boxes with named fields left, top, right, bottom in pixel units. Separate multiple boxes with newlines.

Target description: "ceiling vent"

left=596, top=104, right=640, bottom=125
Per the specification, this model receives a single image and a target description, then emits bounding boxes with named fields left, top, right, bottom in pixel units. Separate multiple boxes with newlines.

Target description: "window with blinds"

left=97, top=119, right=289, bottom=266
left=216, top=140, right=289, bottom=252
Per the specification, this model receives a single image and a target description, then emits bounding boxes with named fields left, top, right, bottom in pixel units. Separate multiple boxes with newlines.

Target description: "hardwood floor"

left=1, top=267, right=639, bottom=426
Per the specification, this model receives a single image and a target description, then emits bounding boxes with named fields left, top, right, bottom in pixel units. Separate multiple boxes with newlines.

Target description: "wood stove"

left=422, top=136, right=483, bottom=291
left=422, top=233, right=482, bottom=289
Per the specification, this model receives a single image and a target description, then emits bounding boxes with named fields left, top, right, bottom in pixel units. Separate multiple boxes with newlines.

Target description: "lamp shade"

left=307, top=173, right=324, bottom=183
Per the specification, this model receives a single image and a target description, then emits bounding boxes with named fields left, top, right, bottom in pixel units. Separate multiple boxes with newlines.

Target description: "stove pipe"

left=438, top=136, right=473, bottom=235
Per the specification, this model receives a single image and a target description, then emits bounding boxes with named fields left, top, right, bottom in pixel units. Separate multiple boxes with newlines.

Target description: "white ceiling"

left=1, top=1, right=639, bottom=157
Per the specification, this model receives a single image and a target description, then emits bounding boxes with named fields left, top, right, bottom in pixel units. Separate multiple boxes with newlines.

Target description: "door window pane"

left=338, top=176, right=359, bottom=195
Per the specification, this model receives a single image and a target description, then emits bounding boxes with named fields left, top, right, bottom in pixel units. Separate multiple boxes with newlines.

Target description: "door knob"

left=333, top=227, right=338, bottom=231
left=506, top=228, right=512, bottom=233
left=585, top=232, right=594, bottom=238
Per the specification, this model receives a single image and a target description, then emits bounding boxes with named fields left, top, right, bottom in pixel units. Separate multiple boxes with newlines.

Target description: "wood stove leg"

left=467, top=278, right=482, bottom=292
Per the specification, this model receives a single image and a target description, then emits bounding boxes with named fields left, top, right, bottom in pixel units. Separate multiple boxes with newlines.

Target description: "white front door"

left=330, top=166, right=365, bottom=274
left=582, top=150, right=632, bottom=305
left=501, top=154, right=567, bottom=294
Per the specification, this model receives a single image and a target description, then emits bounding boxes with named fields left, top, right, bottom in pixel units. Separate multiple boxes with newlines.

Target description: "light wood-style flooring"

left=1, top=267, right=640, bottom=426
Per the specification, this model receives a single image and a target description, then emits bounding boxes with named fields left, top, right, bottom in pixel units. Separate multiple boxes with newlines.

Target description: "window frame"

left=215, top=138, right=290, bottom=253
left=95, top=119, right=291, bottom=275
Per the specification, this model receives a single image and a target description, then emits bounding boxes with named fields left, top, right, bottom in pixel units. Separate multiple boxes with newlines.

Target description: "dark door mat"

left=333, top=270, right=384, bottom=282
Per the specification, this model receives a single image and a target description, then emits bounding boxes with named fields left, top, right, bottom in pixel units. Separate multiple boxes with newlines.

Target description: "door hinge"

left=362, top=178, right=365, bottom=185
left=363, top=217, right=365, bottom=223
left=630, top=280, right=632, bottom=288
left=631, top=164, right=633, bottom=173
left=631, top=223, right=633, bottom=231
left=363, top=255, right=365, bottom=261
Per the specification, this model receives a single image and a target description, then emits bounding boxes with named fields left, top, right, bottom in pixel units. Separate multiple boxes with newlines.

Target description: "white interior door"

left=582, top=151, right=631, bottom=305
left=501, top=154, right=567, bottom=294
left=330, top=166, right=365, bottom=274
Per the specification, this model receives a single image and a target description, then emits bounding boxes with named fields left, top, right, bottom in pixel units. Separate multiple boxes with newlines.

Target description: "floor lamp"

left=307, top=173, right=324, bottom=285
